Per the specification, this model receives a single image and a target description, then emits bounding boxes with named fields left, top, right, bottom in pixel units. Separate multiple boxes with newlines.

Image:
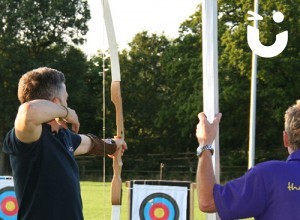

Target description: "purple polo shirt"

left=214, top=149, right=300, bottom=220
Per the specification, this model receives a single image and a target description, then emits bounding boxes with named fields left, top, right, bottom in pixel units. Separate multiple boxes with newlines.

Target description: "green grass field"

left=80, top=181, right=206, bottom=220
left=81, top=181, right=253, bottom=220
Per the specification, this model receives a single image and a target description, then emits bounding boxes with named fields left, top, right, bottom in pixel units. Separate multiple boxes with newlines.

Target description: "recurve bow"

left=102, top=0, right=124, bottom=219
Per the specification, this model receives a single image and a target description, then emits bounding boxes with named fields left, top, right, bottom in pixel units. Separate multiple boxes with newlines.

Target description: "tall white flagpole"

left=202, top=0, right=220, bottom=219
left=248, top=0, right=259, bottom=169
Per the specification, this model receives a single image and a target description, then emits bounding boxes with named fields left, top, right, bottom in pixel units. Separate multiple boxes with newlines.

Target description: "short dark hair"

left=18, top=67, right=66, bottom=104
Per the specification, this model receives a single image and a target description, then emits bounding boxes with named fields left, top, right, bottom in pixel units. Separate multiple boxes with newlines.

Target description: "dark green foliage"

left=1, top=0, right=299, bottom=181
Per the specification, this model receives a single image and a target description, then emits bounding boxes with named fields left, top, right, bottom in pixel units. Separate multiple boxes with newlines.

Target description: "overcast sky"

left=80, top=0, right=200, bottom=56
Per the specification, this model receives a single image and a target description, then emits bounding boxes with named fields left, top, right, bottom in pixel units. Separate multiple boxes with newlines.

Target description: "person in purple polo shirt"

left=2, top=67, right=127, bottom=220
left=196, top=100, right=300, bottom=220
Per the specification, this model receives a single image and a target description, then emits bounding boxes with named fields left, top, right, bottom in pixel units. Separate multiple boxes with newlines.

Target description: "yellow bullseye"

left=154, top=208, right=165, bottom=218
left=5, top=200, right=16, bottom=212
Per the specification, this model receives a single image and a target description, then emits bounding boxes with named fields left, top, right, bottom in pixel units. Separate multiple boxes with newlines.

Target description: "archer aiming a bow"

left=2, top=67, right=127, bottom=220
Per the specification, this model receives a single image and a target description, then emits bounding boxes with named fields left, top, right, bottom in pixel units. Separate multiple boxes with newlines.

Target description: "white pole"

left=248, top=0, right=259, bottom=169
left=202, top=0, right=219, bottom=219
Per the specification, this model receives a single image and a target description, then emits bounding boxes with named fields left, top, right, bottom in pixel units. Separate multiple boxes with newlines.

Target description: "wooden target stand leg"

left=126, top=181, right=130, bottom=220
left=190, top=183, right=196, bottom=220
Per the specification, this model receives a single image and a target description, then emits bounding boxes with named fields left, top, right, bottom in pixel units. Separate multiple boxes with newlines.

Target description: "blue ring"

left=0, top=188, right=18, bottom=220
left=143, top=197, right=175, bottom=220
left=139, top=192, right=179, bottom=220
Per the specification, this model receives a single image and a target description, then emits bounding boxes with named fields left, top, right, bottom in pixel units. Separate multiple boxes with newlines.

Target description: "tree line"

left=1, top=0, right=299, bottom=180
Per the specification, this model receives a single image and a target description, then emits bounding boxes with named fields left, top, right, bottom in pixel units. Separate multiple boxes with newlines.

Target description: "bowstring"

left=102, top=52, right=106, bottom=219
left=101, top=0, right=107, bottom=218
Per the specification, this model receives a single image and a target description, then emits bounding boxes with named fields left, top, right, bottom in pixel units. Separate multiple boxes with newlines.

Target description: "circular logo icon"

left=0, top=187, right=18, bottom=220
left=139, top=192, right=179, bottom=220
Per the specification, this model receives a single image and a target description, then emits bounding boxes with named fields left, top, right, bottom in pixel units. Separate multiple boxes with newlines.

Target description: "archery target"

left=130, top=181, right=191, bottom=220
left=139, top=192, right=179, bottom=220
left=0, top=187, right=18, bottom=220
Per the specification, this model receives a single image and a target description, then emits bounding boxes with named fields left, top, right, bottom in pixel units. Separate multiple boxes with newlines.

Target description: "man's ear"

left=283, top=131, right=289, bottom=149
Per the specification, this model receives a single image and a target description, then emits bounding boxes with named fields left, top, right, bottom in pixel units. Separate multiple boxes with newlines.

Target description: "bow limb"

left=102, top=0, right=124, bottom=219
left=110, top=81, right=123, bottom=220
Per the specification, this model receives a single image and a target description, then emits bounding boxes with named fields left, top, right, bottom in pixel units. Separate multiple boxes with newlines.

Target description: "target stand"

left=127, top=180, right=195, bottom=220
left=0, top=176, right=18, bottom=220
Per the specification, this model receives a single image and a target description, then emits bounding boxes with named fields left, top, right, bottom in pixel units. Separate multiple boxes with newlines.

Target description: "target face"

left=0, top=187, right=18, bottom=220
left=139, top=193, right=179, bottom=220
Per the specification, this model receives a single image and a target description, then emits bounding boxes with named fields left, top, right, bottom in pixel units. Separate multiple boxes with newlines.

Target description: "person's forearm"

left=74, top=134, right=117, bottom=156
left=87, top=135, right=117, bottom=156
left=196, top=150, right=217, bottom=212
left=18, top=99, right=68, bottom=125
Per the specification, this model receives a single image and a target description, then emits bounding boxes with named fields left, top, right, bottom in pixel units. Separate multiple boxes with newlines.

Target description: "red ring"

left=149, top=203, right=169, bottom=220
left=1, top=196, right=18, bottom=216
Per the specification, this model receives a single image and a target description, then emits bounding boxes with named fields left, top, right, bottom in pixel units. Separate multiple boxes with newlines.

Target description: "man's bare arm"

left=197, top=150, right=217, bottom=212
left=196, top=112, right=222, bottom=212
left=15, top=100, right=79, bottom=143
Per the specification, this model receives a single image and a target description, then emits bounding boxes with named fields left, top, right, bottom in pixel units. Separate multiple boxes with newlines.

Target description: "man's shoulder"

left=3, top=128, right=17, bottom=151
left=254, top=160, right=287, bottom=172
left=3, top=127, right=41, bottom=155
left=250, top=159, right=298, bottom=180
